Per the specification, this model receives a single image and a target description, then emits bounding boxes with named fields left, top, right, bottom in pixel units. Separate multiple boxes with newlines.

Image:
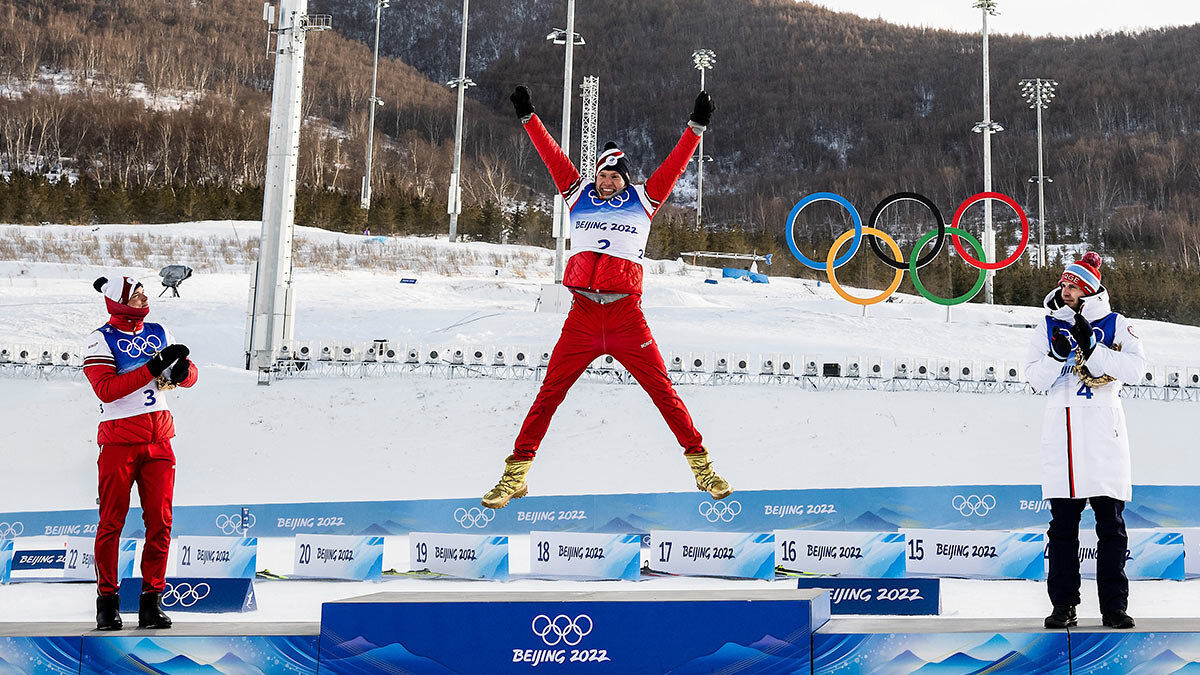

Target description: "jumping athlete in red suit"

left=482, top=86, right=732, bottom=509
left=84, top=276, right=197, bottom=630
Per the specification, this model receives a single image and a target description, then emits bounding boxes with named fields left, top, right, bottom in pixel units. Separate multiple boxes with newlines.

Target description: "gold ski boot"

left=481, top=455, right=532, bottom=509
left=686, top=450, right=733, bottom=500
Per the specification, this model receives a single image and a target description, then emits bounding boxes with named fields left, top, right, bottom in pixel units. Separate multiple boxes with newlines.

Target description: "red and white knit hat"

left=93, top=276, right=143, bottom=305
left=1060, top=252, right=1103, bottom=295
left=595, top=142, right=631, bottom=185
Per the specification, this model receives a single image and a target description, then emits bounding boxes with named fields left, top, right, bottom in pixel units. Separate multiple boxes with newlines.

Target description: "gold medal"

left=1074, top=343, right=1120, bottom=387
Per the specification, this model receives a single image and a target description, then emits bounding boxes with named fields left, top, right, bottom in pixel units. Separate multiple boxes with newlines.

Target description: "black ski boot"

left=138, top=591, right=173, bottom=629
left=1044, top=605, right=1077, bottom=629
left=96, top=594, right=122, bottom=631
left=1102, top=611, right=1135, bottom=629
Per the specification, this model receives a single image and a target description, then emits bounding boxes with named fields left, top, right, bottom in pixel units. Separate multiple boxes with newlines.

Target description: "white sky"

left=806, top=1, right=1199, bottom=37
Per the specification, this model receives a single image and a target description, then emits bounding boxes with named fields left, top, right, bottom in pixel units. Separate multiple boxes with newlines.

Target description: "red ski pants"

left=95, top=441, right=175, bottom=596
left=514, top=294, right=703, bottom=458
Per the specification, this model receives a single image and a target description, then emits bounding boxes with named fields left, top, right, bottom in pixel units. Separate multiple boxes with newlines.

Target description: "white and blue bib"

left=566, top=183, right=654, bottom=264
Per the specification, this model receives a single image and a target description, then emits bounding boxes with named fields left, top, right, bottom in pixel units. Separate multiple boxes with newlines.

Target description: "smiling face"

left=595, top=169, right=627, bottom=199
left=1060, top=281, right=1085, bottom=309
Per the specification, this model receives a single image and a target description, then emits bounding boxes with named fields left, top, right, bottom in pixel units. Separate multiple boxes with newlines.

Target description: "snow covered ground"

left=1, top=221, right=1198, bottom=623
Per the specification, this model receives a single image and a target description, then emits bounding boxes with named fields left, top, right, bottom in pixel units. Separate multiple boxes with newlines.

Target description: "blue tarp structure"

left=722, top=267, right=769, bottom=283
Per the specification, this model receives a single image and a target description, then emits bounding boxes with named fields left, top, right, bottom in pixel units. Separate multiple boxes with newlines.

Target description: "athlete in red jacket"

left=482, top=87, right=732, bottom=509
left=84, top=276, right=197, bottom=630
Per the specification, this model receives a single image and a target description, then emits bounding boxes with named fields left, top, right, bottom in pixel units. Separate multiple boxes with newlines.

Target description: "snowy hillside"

left=1, top=221, right=1197, bottom=512
left=2, top=220, right=1199, bottom=624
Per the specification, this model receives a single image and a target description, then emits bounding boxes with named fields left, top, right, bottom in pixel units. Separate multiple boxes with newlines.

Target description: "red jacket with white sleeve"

left=83, top=318, right=198, bottom=446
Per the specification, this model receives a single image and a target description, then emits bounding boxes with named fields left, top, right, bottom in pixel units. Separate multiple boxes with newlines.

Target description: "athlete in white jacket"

left=1023, top=252, right=1144, bottom=630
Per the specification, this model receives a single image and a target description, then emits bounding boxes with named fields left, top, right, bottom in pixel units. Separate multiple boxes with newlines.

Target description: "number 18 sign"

left=529, top=531, right=641, bottom=580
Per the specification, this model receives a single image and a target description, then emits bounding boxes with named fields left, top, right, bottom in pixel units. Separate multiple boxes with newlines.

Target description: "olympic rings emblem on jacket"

left=532, top=614, right=593, bottom=646
left=215, top=512, right=255, bottom=535
left=115, top=334, right=164, bottom=358
left=161, top=581, right=211, bottom=607
left=951, top=494, right=997, bottom=517
left=0, top=521, right=23, bottom=538
left=587, top=187, right=630, bottom=208
left=698, top=500, right=742, bottom=523
left=454, top=507, right=495, bottom=529
left=785, top=191, right=1029, bottom=306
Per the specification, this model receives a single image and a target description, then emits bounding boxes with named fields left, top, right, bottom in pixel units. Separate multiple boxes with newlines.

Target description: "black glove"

left=690, top=91, right=715, bottom=127
left=146, top=344, right=189, bottom=377
left=1070, top=314, right=1096, bottom=359
left=168, top=357, right=192, bottom=384
left=1049, top=330, right=1072, bottom=362
left=510, top=86, right=534, bottom=119
left=1048, top=287, right=1066, bottom=310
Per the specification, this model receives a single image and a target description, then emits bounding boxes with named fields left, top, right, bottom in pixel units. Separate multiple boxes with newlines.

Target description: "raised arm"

left=512, top=86, right=580, bottom=198
left=644, top=92, right=714, bottom=214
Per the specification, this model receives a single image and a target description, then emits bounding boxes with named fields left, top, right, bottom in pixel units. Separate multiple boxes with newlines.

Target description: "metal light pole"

left=360, top=0, right=387, bottom=211
left=971, top=0, right=1002, bottom=303
left=1021, top=78, right=1057, bottom=268
left=692, top=49, right=715, bottom=227
left=447, top=0, right=471, bottom=242
left=246, top=1, right=330, bottom=372
left=547, top=3, right=584, bottom=283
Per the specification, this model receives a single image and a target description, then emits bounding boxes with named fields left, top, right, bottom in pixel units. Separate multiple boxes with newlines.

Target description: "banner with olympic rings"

left=116, top=576, right=257, bottom=613
left=318, top=587, right=826, bottom=673
left=3, top=485, right=1199, bottom=540
left=785, top=191, right=1029, bottom=305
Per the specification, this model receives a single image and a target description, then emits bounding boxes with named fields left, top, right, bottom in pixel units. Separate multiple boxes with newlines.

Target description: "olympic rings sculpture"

left=785, top=191, right=1029, bottom=306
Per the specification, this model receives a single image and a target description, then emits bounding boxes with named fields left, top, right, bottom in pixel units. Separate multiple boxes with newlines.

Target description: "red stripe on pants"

left=1065, top=408, right=1076, bottom=499
left=95, top=441, right=175, bottom=595
left=513, top=294, right=703, bottom=459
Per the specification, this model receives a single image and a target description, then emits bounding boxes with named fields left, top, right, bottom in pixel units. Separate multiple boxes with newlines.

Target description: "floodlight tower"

left=447, top=0, right=473, bottom=242
left=546, top=2, right=585, bottom=283
left=971, top=0, right=1003, bottom=304
left=580, top=76, right=599, bottom=173
left=360, top=0, right=388, bottom=211
left=246, top=0, right=330, bottom=372
left=692, top=49, right=716, bottom=227
left=1020, top=78, right=1057, bottom=268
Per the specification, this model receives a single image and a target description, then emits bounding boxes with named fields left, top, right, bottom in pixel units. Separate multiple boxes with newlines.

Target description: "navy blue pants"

left=1046, top=496, right=1128, bottom=614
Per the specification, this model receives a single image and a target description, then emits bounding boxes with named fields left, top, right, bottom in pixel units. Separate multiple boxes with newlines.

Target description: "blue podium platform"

left=319, top=588, right=831, bottom=673
left=814, top=617, right=1200, bottom=674
left=4, top=611, right=1199, bottom=673
left=0, top=622, right=318, bottom=674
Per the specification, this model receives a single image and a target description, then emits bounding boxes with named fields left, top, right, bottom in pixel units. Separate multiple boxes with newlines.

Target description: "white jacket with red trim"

left=1023, top=288, right=1145, bottom=501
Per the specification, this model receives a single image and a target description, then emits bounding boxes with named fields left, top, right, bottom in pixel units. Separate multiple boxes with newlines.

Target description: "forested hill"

left=324, top=0, right=1200, bottom=268
left=2, top=1, right=1199, bottom=321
